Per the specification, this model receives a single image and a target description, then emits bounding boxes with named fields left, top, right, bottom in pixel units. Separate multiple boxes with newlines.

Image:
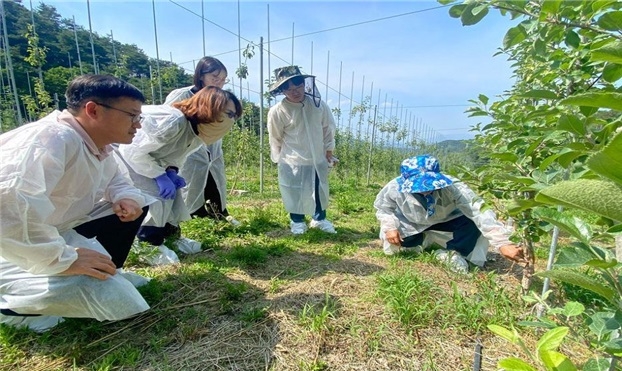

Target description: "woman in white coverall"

left=0, top=75, right=152, bottom=332
left=117, top=87, right=242, bottom=261
left=267, top=65, right=337, bottom=235
left=374, top=155, right=526, bottom=272
left=164, top=56, right=239, bottom=225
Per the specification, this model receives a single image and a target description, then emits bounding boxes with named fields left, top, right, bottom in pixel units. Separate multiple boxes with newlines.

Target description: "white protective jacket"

left=0, top=110, right=150, bottom=320
left=165, top=87, right=227, bottom=213
left=267, top=95, right=336, bottom=215
left=117, top=105, right=204, bottom=227
left=374, top=178, right=514, bottom=265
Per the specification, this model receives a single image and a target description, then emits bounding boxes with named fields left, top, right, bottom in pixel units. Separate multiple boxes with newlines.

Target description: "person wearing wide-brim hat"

left=267, top=65, right=338, bottom=235
left=373, top=154, right=525, bottom=272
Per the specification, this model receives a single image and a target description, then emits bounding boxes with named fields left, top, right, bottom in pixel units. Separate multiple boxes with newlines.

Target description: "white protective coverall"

left=117, top=105, right=204, bottom=227
left=373, top=178, right=514, bottom=266
left=267, top=95, right=336, bottom=215
left=0, top=110, right=150, bottom=321
left=164, top=87, right=227, bottom=213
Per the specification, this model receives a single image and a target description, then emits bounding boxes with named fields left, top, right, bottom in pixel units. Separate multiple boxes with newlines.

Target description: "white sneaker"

left=0, top=313, right=64, bottom=333
left=134, top=243, right=180, bottom=266
left=117, top=268, right=151, bottom=288
left=175, top=237, right=202, bottom=254
left=225, top=216, right=242, bottom=227
left=434, top=250, right=469, bottom=274
left=309, top=219, right=336, bottom=234
left=290, top=221, right=308, bottom=235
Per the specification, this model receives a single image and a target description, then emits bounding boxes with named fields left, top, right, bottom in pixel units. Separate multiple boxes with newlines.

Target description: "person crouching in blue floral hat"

left=373, top=155, right=525, bottom=272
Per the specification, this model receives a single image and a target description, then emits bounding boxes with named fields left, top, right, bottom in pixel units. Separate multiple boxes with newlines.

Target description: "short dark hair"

left=65, top=74, right=145, bottom=112
left=194, top=56, right=227, bottom=89
left=281, top=76, right=305, bottom=92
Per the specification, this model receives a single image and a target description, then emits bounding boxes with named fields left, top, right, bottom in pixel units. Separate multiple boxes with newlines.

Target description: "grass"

left=0, top=173, right=593, bottom=370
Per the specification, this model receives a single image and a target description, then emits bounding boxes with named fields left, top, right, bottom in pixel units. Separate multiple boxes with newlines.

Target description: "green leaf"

left=560, top=92, right=622, bottom=111
left=580, top=105, right=599, bottom=117
left=564, top=30, right=580, bottom=49
left=540, top=0, right=562, bottom=14
left=597, top=11, right=622, bottom=31
left=557, top=114, right=585, bottom=136
left=587, top=131, right=622, bottom=186
left=591, top=41, right=622, bottom=64
left=519, top=89, right=559, bottom=100
left=536, top=270, right=616, bottom=304
left=437, top=0, right=458, bottom=5
left=490, top=152, right=518, bottom=162
left=602, top=63, right=622, bottom=83
left=488, top=324, right=518, bottom=343
left=582, top=357, right=613, bottom=371
left=538, top=350, right=577, bottom=371
left=536, top=179, right=622, bottom=222
left=584, top=259, right=618, bottom=269
left=588, top=312, right=621, bottom=338
left=498, top=357, right=537, bottom=371
left=503, top=25, right=528, bottom=49
left=449, top=3, right=467, bottom=18
left=562, top=302, right=585, bottom=317
left=461, top=2, right=489, bottom=26
left=533, top=208, right=592, bottom=245
left=607, top=224, right=622, bottom=233
left=478, top=94, right=489, bottom=105
left=555, top=244, right=596, bottom=267
left=537, top=327, right=568, bottom=352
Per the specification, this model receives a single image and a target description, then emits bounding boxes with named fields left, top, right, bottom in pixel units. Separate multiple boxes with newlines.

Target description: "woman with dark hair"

left=165, top=57, right=239, bottom=225
left=117, top=86, right=242, bottom=264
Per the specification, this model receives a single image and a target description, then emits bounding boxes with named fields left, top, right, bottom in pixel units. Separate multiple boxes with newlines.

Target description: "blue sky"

left=41, top=0, right=518, bottom=141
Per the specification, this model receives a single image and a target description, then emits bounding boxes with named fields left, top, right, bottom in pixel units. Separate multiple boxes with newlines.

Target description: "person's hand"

left=113, top=199, right=143, bottom=222
left=385, top=229, right=402, bottom=246
left=499, top=244, right=526, bottom=263
left=154, top=173, right=176, bottom=199
left=166, top=169, right=186, bottom=189
left=60, top=248, right=117, bottom=280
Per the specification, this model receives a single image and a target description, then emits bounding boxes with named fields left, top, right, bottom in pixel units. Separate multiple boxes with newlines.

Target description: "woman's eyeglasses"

left=95, top=102, right=143, bottom=124
left=225, top=111, right=237, bottom=119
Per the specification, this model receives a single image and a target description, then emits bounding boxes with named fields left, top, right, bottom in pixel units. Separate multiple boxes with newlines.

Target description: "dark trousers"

left=73, top=206, right=148, bottom=268
left=137, top=223, right=180, bottom=246
left=191, top=172, right=229, bottom=219
left=401, top=215, right=481, bottom=257
left=290, top=173, right=326, bottom=223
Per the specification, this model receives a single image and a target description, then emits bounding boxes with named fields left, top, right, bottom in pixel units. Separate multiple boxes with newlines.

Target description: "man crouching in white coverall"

left=374, top=155, right=526, bottom=273
left=0, top=74, right=153, bottom=332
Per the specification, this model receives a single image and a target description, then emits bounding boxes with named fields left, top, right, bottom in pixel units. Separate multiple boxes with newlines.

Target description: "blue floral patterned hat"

left=396, top=155, right=453, bottom=193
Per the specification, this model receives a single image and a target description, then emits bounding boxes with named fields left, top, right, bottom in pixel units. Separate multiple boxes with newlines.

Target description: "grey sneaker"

left=309, top=219, right=336, bottom=234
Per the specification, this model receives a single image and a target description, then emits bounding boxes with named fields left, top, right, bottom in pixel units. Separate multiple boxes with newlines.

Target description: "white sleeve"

left=103, top=159, right=150, bottom=206
left=117, top=115, right=178, bottom=178
left=321, top=101, right=336, bottom=152
left=374, top=182, right=401, bottom=234
left=267, top=107, right=283, bottom=163
left=0, top=134, right=78, bottom=275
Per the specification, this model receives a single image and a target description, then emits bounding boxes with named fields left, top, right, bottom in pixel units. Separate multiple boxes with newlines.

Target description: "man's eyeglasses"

left=95, top=102, right=143, bottom=124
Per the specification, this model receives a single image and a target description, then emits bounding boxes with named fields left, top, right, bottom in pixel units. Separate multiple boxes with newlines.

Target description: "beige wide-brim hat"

left=268, top=65, right=313, bottom=96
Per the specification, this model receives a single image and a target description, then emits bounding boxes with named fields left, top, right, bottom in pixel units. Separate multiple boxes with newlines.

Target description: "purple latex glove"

left=166, top=169, right=186, bottom=189
left=154, top=173, right=176, bottom=199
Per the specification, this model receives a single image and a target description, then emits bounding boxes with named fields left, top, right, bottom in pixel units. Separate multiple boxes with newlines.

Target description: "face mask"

left=197, top=114, right=234, bottom=145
